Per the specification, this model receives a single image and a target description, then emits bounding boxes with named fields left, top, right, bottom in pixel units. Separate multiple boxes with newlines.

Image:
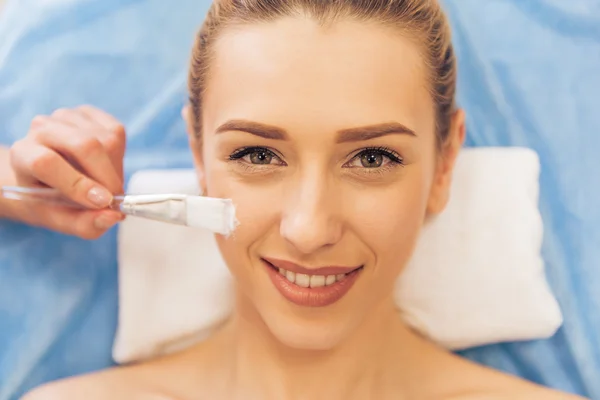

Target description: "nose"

left=280, top=171, right=343, bottom=255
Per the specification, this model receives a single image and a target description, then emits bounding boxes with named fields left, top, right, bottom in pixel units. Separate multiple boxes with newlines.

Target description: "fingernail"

left=87, top=186, right=112, bottom=207
left=94, top=214, right=119, bottom=230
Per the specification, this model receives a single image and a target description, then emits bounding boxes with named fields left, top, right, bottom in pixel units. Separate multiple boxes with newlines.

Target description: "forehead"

left=203, top=17, right=435, bottom=136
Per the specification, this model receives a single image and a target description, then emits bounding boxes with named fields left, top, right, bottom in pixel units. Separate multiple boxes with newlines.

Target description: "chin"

left=269, top=322, right=350, bottom=351
left=258, top=305, right=360, bottom=351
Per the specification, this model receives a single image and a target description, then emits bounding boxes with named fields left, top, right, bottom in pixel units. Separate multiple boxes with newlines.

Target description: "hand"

left=9, top=106, right=126, bottom=239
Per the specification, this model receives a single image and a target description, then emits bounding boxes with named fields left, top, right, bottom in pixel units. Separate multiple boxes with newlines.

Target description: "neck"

left=220, top=292, right=418, bottom=400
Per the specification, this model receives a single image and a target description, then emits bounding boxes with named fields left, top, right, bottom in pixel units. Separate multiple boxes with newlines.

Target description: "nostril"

left=280, top=199, right=343, bottom=254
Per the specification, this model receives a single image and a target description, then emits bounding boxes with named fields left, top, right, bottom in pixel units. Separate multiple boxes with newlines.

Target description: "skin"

left=19, top=17, right=584, bottom=400
left=0, top=145, right=16, bottom=218
left=5, top=107, right=125, bottom=237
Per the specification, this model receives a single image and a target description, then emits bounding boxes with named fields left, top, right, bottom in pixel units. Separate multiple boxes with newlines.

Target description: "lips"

left=264, top=258, right=361, bottom=276
left=262, top=258, right=363, bottom=307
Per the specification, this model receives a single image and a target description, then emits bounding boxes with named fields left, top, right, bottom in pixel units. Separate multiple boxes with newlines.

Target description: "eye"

left=249, top=149, right=273, bottom=164
left=359, top=151, right=384, bottom=168
left=345, top=147, right=403, bottom=169
left=229, top=146, right=285, bottom=166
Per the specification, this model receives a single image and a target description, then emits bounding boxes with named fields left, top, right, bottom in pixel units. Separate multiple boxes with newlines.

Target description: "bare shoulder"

left=22, top=333, right=236, bottom=400
left=508, top=386, right=587, bottom=400
left=449, top=385, right=586, bottom=400
left=20, top=357, right=190, bottom=400
left=21, top=372, right=128, bottom=400
left=446, top=359, right=587, bottom=400
left=487, top=369, right=586, bottom=399
left=432, top=352, right=587, bottom=400
left=493, top=379, right=586, bottom=400
left=20, top=368, right=160, bottom=400
left=19, top=346, right=214, bottom=400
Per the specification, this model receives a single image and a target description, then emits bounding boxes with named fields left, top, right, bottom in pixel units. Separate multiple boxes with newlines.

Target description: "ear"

left=426, top=109, right=466, bottom=215
left=183, top=105, right=207, bottom=194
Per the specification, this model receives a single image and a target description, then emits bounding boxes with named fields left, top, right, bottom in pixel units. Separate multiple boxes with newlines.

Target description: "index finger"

left=77, top=105, right=125, bottom=134
left=77, top=105, right=126, bottom=181
left=13, top=143, right=113, bottom=209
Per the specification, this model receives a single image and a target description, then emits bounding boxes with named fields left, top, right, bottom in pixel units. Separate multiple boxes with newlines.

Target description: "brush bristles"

left=185, top=196, right=237, bottom=235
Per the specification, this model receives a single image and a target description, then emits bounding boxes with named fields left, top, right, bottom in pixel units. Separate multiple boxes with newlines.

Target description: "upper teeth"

left=279, top=268, right=346, bottom=288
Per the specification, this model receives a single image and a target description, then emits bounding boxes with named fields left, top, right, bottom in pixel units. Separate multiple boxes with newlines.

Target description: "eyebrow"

left=215, top=120, right=416, bottom=142
left=215, top=119, right=287, bottom=140
left=336, top=122, right=416, bottom=143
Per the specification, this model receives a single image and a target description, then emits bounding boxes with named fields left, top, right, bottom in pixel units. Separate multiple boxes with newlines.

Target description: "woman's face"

left=189, top=17, right=463, bottom=350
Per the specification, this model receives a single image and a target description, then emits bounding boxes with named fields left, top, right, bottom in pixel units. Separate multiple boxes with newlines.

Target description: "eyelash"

left=229, top=147, right=285, bottom=163
left=228, top=146, right=404, bottom=172
left=348, top=147, right=404, bottom=166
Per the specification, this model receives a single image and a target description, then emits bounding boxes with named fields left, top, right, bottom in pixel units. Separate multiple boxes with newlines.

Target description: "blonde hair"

left=188, top=0, right=457, bottom=144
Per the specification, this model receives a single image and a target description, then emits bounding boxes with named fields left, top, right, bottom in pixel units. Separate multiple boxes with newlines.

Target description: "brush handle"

left=0, top=186, right=123, bottom=210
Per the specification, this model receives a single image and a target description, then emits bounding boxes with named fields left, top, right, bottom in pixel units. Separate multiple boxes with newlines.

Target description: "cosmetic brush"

left=0, top=186, right=237, bottom=235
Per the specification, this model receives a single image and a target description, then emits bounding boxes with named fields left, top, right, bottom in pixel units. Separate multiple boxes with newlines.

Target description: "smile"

left=262, top=258, right=363, bottom=307
left=277, top=267, right=348, bottom=288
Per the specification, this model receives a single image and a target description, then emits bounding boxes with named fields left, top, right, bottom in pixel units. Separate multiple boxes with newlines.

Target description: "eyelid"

left=228, top=145, right=403, bottom=172
left=229, top=146, right=287, bottom=166
left=345, top=147, right=404, bottom=165
left=230, top=146, right=280, bottom=159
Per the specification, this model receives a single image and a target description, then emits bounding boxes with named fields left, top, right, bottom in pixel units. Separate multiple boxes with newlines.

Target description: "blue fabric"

left=0, top=1, right=208, bottom=398
left=443, top=1, right=600, bottom=398
left=0, top=0, right=598, bottom=399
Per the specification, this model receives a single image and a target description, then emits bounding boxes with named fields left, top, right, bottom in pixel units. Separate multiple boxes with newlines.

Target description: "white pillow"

left=113, top=147, right=563, bottom=364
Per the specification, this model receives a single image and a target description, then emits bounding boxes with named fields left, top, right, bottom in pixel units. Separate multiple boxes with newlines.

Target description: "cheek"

left=350, top=167, right=432, bottom=275
left=206, top=168, right=282, bottom=231
left=206, top=163, right=281, bottom=276
left=202, top=145, right=280, bottom=223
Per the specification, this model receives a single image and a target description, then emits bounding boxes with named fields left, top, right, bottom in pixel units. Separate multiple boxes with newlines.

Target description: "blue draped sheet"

left=445, top=1, right=600, bottom=397
left=0, top=0, right=598, bottom=398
